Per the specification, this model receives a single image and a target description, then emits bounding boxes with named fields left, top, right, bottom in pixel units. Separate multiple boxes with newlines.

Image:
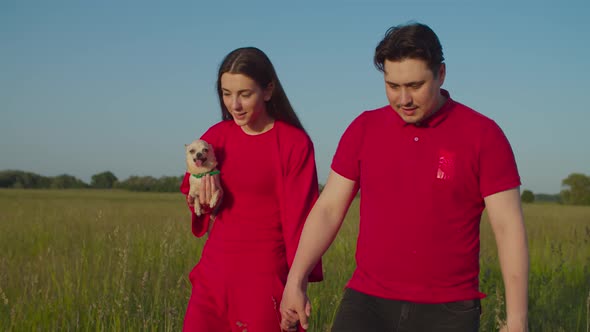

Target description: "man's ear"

left=437, top=63, right=446, bottom=85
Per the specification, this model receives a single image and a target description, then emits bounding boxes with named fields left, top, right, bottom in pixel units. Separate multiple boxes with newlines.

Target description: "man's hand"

left=280, top=279, right=311, bottom=330
left=500, top=321, right=528, bottom=332
left=499, top=316, right=528, bottom=332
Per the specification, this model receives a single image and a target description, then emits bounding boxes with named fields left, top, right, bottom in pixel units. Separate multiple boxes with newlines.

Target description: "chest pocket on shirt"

left=431, top=148, right=481, bottom=209
left=435, top=149, right=456, bottom=182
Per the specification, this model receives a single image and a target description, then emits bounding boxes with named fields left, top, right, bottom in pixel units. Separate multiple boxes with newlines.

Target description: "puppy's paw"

left=186, top=194, right=196, bottom=207
left=194, top=204, right=202, bottom=217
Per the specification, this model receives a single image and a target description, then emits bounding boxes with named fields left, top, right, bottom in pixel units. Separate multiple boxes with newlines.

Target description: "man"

left=280, top=22, right=528, bottom=332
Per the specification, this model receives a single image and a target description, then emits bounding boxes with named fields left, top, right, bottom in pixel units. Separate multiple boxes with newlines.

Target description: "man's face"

left=383, top=58, right=446, bottom=124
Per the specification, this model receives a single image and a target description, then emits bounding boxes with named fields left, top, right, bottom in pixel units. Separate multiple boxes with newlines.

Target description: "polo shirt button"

left=412, top=250, right=417, bottom=254
left=414, top=137, right=419, bottom=142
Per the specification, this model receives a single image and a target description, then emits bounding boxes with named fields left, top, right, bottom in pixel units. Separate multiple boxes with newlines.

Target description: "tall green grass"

left=0, top=189, right=588, bottom=331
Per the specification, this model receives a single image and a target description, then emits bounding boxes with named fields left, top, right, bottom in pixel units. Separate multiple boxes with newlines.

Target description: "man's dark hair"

left=374, top=22, right=444, bottom=76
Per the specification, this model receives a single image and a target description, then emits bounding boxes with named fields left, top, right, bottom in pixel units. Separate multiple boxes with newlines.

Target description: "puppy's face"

left=185, top=139, right=217, bottom=174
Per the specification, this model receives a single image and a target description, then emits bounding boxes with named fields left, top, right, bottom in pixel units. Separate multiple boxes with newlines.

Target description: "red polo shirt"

left=331, top=90, right=520, bottom=303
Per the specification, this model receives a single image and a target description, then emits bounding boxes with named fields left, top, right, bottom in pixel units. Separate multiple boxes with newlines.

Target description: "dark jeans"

left=331, top=288, right=481, bottom=332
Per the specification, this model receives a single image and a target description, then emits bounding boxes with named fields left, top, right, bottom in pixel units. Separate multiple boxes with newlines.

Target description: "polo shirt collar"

left=390, top=89, right=454, bottom=128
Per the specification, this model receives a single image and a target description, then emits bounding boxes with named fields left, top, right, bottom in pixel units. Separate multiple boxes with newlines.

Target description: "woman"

left=180, top=47, right=323, bottom=332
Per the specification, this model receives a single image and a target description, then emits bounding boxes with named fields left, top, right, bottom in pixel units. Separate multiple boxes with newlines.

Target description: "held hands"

left=280, top=279, right=311, bottom=331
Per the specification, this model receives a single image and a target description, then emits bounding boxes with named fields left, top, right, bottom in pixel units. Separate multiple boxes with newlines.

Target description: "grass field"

left=0, top=189, right=588, bottom=331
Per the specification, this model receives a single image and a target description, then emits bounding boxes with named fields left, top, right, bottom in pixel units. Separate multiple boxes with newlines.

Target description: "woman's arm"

left=280, top=135, right=323, bottom=281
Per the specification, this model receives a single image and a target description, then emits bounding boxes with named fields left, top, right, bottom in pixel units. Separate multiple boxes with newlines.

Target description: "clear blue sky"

left=2, top=1, right=589, bottom=194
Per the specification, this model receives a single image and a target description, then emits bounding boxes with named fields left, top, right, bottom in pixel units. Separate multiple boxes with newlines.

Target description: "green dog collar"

left=192, top=170, right=220, bottom=179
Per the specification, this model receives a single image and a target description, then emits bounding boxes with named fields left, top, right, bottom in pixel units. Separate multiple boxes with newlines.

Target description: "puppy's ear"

left=184, top=144, right=188, bottom=148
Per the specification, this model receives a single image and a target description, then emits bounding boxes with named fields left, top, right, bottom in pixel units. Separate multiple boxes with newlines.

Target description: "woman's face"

left=220, top=73, right=274, bottom=134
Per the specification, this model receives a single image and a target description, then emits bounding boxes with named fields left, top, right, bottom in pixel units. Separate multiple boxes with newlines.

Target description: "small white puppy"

left=185, top=139, right=220, bottom=216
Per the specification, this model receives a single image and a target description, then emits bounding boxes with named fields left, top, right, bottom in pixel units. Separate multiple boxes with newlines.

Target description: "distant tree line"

left=2, top=170, right=589, bottom=205
left=520, top=190, right=535, bottom=203
left=559, top=173, right=590, bottom=205
left=520, top=172, right=589, bottom=205
left=0, top=170, right=182, bottom=192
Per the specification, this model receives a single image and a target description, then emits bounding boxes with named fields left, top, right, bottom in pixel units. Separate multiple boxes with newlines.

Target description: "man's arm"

left=280, top=170, right=357, bottom=330
left=484, top=187, right=529, bottom=332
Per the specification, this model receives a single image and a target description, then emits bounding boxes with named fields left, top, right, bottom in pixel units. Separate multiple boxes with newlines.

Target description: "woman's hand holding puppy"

left=186, top=173, right=222, bottom=218
left=198, top=173, right=223, bottom=208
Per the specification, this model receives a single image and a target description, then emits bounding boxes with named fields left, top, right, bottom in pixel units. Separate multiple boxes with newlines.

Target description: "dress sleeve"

left=281, top=134, right=323, bottom=282
left=180, top=172, right=212, bottom=237
left=179, top=122, right=225, bottom=238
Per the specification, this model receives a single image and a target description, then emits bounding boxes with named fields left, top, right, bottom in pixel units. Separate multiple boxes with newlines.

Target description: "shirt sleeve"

left=331, top=113, right=365, bottom=182
left=281, top=134, right=323, bottom=282
left=179, top=122, right=225, bottom=237
left=479, top=120, right=521, bottom=198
